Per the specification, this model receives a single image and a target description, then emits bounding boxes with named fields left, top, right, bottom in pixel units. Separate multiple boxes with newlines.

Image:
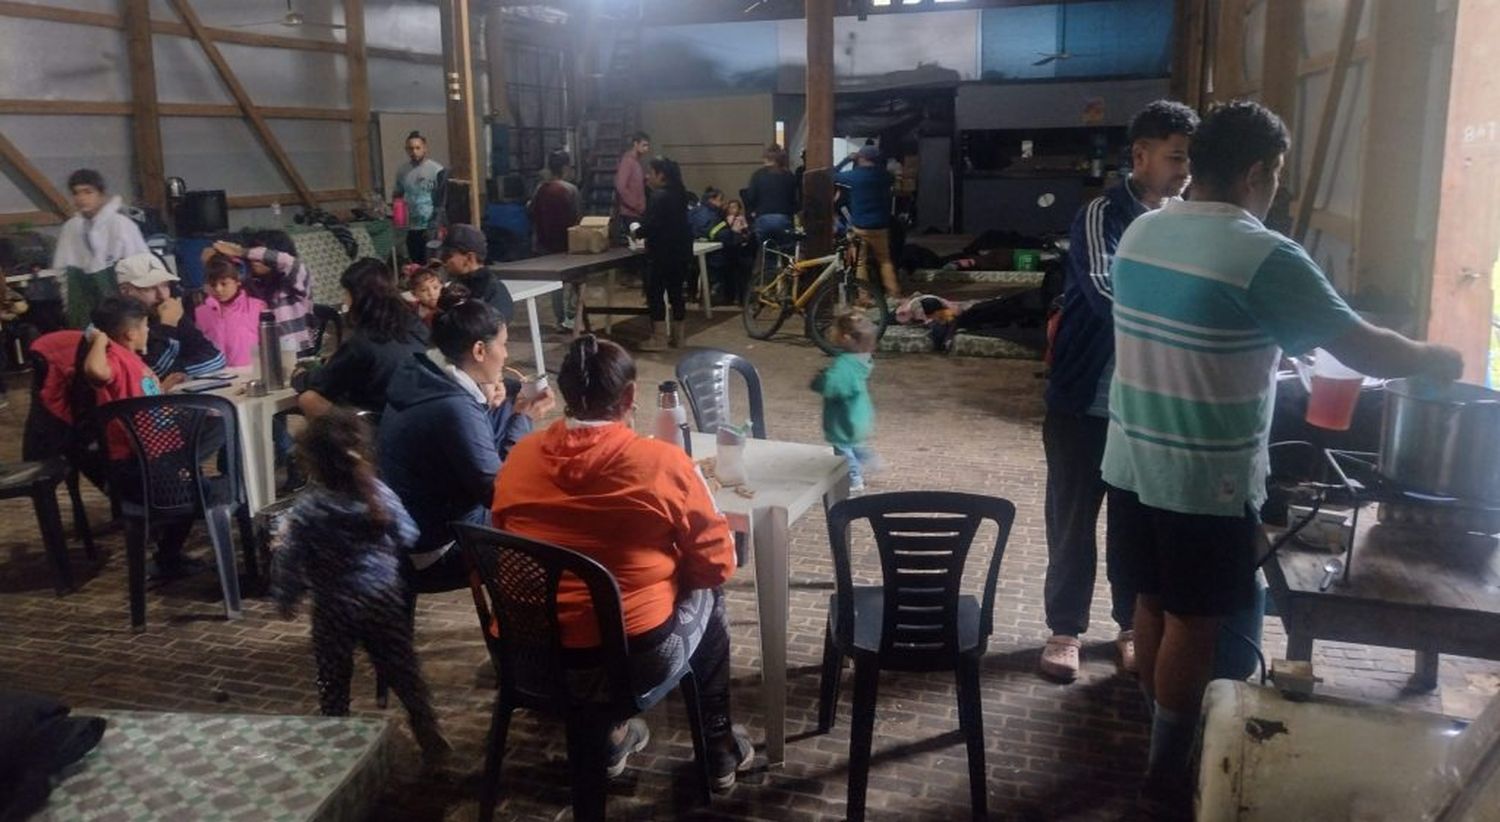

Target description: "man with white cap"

left=114, top=252, right=225, bottom=385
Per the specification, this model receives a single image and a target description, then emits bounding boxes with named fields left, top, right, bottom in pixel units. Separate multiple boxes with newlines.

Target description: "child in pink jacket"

left=195, top=253, right=267, bottom=368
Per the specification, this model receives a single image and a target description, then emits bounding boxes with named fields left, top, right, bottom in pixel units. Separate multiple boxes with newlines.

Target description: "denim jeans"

left=753, top=213, right=795, bottom=276
left=1041, top=410, right=1134, bottom=636
left=833, top=444, right=876, bottom=488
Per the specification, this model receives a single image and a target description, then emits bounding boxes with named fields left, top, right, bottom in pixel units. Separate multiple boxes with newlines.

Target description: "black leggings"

left=405, top=230, right=429, bottom=265
left=311, top=583, right=439, bottom=738
left=646, top=255, right=690, bottom=322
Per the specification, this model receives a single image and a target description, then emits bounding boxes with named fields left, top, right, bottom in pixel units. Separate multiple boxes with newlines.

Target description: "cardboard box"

left=567, top=216, right=611, bottom=254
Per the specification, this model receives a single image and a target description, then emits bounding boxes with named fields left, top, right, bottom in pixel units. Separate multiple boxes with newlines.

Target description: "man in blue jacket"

left=1039, top=101, right=1198, bottom=683
left=834, top=145, right=901, bottom=297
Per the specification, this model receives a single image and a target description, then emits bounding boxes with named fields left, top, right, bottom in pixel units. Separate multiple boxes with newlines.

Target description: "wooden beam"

left=1354, top=0, right=1438, bottom=301
left=366, top=46, right=446, bottom=66
left=0, top=1, right=119, bottom=27
left=0, top=100, right=351, bottom=120
left=1170, top=0, right=1209, bottom=110
left=803, top=0, right=835, bottom=257
left=0, top=210, right=65, bottom=228
left=1260, top=0, right=1302, bottom=131
left=165, top=0, right=318, bottom=210
left=226, top=189, right=360, bottom=209
left=1298, top=38, right=1373, bottom=76
left=125, top=0, right=166, bottom=215
left=1212, top=0, right=1249, bottom=101
left=1307, top=208, right=1355, bottom=243
left=0, top=100, right=133, bottom=115
left=150, top=19, right=345, bottom=54
left=1292, top=0, right=1364, bottom=243
left=439, top=0, right=481, bottom=223
left=159, top=103, right=353, bottom=120
left=0, top=130, right=71, bottom=217
left=343, top=0, right=373, bottom=195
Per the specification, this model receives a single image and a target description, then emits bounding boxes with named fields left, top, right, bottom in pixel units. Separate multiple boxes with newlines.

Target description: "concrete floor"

left=1, top=305, right=1496, bottom=821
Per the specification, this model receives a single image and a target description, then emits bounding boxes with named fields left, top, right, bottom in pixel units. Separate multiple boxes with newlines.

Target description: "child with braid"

left=271, top=408, right=451, bottom=762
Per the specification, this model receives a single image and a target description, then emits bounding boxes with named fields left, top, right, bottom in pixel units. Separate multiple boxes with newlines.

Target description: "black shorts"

left=1106, top=487, right=1257, bottom=617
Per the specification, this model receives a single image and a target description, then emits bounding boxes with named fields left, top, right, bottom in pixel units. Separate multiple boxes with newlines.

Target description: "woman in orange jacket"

left=492, top=335, right=753, bottom=790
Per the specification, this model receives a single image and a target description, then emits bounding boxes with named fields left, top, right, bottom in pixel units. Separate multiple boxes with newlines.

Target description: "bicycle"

left=741, top=232, right=891, bottom=355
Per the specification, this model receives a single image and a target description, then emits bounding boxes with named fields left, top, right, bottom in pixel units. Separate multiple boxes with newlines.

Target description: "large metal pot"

left=1380, top=379, right=1500, bottom=503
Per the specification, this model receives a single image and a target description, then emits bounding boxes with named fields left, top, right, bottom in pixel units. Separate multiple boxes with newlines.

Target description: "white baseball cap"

left=114, top=253, right=179, bottom=289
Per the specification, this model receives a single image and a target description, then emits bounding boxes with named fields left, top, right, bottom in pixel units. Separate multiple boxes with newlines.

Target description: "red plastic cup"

left=1304, top=349, right=1363, bottom=431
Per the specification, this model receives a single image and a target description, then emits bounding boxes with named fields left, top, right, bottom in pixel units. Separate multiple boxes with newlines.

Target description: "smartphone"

left=180, top=381, right=233, bottom=394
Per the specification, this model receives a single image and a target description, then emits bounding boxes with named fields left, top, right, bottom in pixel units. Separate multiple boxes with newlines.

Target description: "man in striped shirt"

left=1103, top=100, right=1462, bottom=812
left=1041, top=101, right=1198, bottom=684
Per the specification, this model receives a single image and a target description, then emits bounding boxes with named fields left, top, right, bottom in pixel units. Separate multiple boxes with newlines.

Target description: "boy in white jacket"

left=51, top=169, right=148, bottom=273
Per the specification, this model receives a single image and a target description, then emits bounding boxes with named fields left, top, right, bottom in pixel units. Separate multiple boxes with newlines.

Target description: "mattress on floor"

left=37, top=711, right=394, bottom=822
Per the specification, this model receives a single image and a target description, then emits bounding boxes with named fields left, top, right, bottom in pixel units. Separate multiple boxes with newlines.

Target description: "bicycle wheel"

left=805, top=273, right=890, bottom=356
left=742, top=263, right=791, bottom=340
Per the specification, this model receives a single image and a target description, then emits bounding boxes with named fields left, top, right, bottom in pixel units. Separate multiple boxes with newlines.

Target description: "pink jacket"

left=195, top=290, right=268, bottom=368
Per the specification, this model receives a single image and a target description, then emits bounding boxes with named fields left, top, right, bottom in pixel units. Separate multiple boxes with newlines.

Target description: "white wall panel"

left=0, top=18, right=130, bottom=102
left=266, top=119, right=355, bottom=190
left=153, top=34, right=235, bottom=104
left=161, top=117, right=284, bottom=194
left=369, top=56, right=445, bottom=113
left=219, top=42, right=349, bottom=109
left=0, top=114, right=134, bottom=208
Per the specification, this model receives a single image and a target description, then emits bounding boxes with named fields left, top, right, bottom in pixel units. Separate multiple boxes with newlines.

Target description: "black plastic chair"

left=23, top=348, right=106, bottom=533
left=96, top=394, right=258, bottom=629
left=675, top=348, right=767, bottom=440
left=453, top=523, right=714, bottom=822
left=0, top=459, right=94, bottom=595
left=817, top=491, right=1017, bottom=822
left=305, top=303, right=344, bottom=357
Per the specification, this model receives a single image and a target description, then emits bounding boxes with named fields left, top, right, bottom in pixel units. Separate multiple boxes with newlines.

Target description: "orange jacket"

left=492, top=420, right=735, bottom=647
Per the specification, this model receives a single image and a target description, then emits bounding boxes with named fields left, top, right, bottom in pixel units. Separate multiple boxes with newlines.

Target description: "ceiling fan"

left=229, top=0, right=345, bottom=31
left=1033, top=1, right=1093, bottom=66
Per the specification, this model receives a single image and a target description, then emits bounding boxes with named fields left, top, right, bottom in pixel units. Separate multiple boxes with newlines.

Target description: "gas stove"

left=1265, top=443, right=1500, bottom=584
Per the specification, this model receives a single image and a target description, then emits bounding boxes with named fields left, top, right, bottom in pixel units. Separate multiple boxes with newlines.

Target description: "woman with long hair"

left=637, top=156, right=694, bottom=351
left=297, top=258, right=429, bottom=417
left=493, top=334, right=753, bottom=789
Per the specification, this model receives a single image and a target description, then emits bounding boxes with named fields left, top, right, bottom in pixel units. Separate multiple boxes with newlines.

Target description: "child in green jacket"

left=812, top=312, right=880, bottom=491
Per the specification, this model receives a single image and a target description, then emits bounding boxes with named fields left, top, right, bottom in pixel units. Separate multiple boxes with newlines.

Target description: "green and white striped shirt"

left=1101, top=200, right=1359, bottom=517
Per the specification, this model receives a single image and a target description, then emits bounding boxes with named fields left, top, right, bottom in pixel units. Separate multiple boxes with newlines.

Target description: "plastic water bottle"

left=269, top=201, right=283, bottom=227
left=654, top=381, right=688, bottom=450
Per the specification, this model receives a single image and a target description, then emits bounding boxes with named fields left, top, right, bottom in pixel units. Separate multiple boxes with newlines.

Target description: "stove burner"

left=1265, top=443, right=1500, bottom=586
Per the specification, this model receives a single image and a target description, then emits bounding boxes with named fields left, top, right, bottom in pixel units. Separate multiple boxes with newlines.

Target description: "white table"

left=195, top=369, right=298, bottom=516
left=690, top=432, right=850, bottom=766
left=501, top=278, right=562, bottom=374
left=692, top=240, right=725, bottom=318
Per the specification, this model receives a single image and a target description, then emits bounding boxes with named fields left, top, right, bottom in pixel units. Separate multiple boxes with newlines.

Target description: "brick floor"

left=1, top=307, right=1496, bottom=821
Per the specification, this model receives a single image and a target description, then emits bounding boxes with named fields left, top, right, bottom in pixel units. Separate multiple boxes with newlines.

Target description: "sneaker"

left=711, top=724, right=755, bottom=792
left=413, top=722, right=453, bottom=769
left=604, top=718, right=651, bottom=778
left=1038, top=634, right=1081, bottom=682
left=848, top=477, right=866, bottom=493
left=637, top=331, right=667, bottom=353
left=1117, top=630, right=1139, bottom=676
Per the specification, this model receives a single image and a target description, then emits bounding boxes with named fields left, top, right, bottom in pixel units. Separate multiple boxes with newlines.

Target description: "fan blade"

left=1033, top=55, right=1058, bottom=66
left=225, top=19, right=289, bottom=28
left=303, top=22, right=346, bottom=29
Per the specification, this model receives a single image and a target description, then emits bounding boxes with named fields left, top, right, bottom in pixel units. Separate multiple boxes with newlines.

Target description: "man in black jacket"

left=439, top=224, right=515, bottom=324
left=114, top=252, right=225, bottom=385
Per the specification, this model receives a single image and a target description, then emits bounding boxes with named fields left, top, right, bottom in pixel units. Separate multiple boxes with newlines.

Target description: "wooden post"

left=166, top=0, right=317, bottom=210
left=1424, top=0, right=1499, bottom=381
left=1170, top=0, right=1209, bottom=110
left=483, top=6, right=511, bottom=126
left=1291, top=0, right=1364, bottom=243
left=439, top=0, right=482, bottom=223
left=0, top=129, right=71, bottom=217
left=124, top=0, right=165, bottom=215
left=1213, top=0, right=1248, bottom=101
left=1353, top=0, right=1436, bottom=302
left=343, top=0, right=373, bottom=196
left=1260, top=0, right=1302, bottom=130
left=802, top=0, right=835, bottom=257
